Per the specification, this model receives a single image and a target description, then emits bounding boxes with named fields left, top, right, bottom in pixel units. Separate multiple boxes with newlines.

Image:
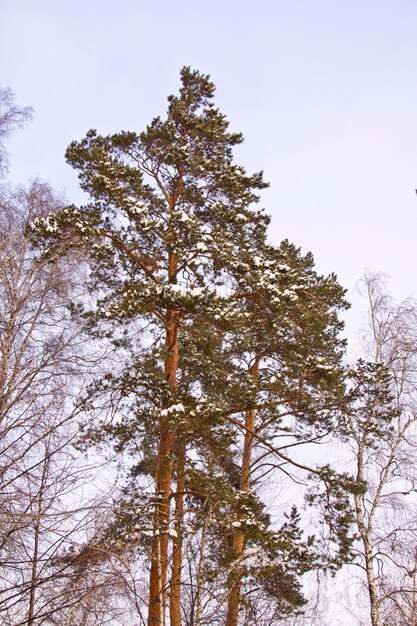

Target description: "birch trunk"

left=28, top=453, right=49, bottom=626
left=27, top=518, right=40, bottom=626
left=353, top=439, right=380, bottom=626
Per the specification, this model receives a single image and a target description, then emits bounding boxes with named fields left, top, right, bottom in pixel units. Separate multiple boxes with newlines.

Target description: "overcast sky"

left=2, top=0, right=417, bottom=340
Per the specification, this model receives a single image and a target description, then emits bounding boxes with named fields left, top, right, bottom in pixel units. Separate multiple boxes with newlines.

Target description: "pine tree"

left=30, top=68, right=352, bottom=625
left=29, top=67, right=268, bottom=626
left=218, top=239, right=348, bottom=626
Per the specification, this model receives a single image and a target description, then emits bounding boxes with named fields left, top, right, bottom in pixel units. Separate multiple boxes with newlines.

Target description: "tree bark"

left=170, top=437, right=185, bottom=626
left=226, top=357, right=260, bottom=626
left=353, top=440, right=380, bottom=626
left=148, top=306, right=179, bottom=626
left=27, top=518, right=40, bottom=626
left=195, top=503, right=210, bottom=626
left=28, top=452, right=49, bottom=626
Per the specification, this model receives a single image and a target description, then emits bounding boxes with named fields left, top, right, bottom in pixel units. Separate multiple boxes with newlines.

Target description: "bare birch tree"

left=0, top=85, right=32, bottom=175
left=344, top=273, right=417, bottom=626
left=0, top=181, right=111, bottom=625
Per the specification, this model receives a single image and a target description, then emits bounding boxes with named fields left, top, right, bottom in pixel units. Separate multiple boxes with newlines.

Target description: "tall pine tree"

left=30, top=67, right=268, bottom=626
left=30, top=68, right=351, bottom=625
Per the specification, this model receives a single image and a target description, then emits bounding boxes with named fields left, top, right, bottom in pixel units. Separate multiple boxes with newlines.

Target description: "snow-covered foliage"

left=28, top=67, right=352, bottom=625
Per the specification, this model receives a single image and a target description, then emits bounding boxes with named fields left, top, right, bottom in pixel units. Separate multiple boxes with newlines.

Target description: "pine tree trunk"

left=195, top=504, right=210, bottom=626
left=226, top=357, right=260, bottom=626
left=226, top=532, right=245, bottom=626
left=170, top=437, right=185, bottom=626
left=148, top=306, right=179, bottom=626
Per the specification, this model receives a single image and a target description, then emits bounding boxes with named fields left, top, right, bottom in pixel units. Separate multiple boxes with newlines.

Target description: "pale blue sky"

left=2, top=0, right=417, bottom=338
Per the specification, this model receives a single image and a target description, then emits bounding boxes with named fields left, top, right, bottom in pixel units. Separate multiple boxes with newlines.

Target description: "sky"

left=2, top=0, right=417, bottom=345
left=2, top=2, right=417, bottom=622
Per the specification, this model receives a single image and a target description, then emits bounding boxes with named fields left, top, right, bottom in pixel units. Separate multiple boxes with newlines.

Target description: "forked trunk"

left=226, top=357, right=260, bottom=626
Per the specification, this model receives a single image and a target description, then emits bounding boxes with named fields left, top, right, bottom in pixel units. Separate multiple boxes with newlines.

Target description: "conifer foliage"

left=30, top=68, right=350, bottom=625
